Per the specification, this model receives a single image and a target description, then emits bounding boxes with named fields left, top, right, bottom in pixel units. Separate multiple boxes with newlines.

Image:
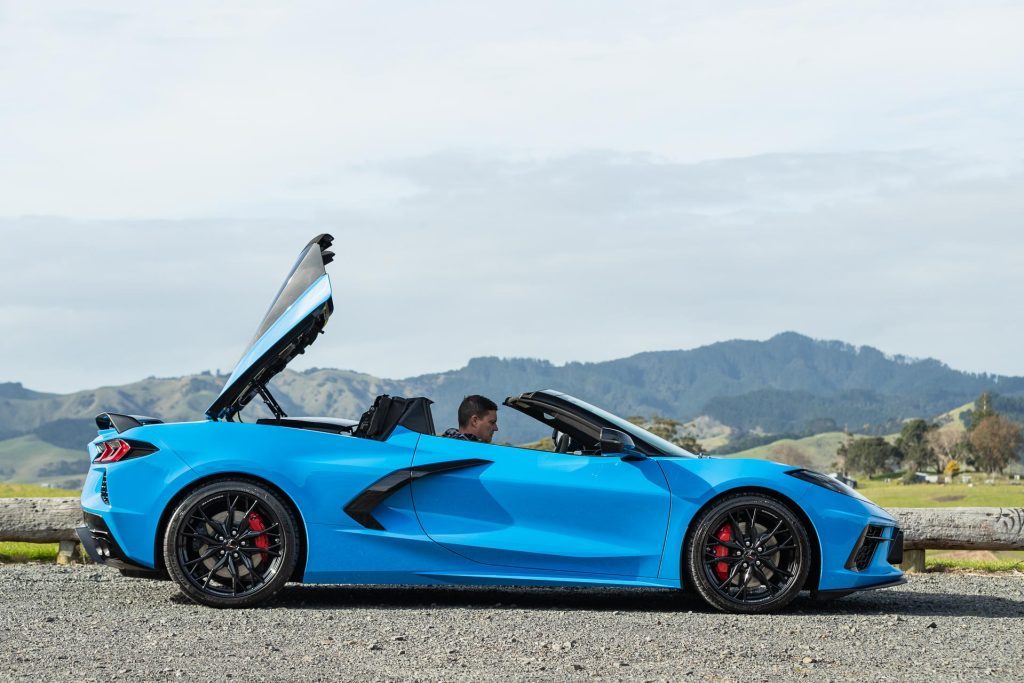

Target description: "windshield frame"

left=504, top=390, right=697, bottom=458
left=556, top=393, right=697, bottom=458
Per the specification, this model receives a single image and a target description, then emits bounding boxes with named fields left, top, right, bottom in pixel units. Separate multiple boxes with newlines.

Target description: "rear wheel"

left=164, top=480, right=299, bottom=608
left=684, top=494, right=810, bottom=614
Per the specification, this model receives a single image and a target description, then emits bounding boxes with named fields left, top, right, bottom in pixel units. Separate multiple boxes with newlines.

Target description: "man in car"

left=443, top=394, right=499, bottom=443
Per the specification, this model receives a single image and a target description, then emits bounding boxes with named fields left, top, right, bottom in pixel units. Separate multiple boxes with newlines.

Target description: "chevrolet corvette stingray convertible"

left=78, top=234, right=905, bottom=612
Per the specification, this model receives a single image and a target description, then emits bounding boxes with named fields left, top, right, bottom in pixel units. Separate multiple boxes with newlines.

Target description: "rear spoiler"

left=95, top=413, right=164, bottom=433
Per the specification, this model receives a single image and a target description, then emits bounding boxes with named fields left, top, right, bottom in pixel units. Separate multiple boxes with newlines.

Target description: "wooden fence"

left=0, top=497, right=83, bottom=564
left=1, top=498, right=1022, bottom=571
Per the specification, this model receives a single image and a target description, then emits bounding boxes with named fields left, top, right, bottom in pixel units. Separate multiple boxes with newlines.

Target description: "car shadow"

left=270, top=583, right=1023, bottom=618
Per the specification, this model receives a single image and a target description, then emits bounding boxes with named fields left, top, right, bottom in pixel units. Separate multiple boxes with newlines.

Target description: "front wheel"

left=684, top=494, right=811, bottom=614
left=164, top=479, right=300, bottom=608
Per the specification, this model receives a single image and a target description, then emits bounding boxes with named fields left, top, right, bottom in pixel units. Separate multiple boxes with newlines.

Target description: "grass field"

left=927, top=554, right=1024, bottom=572
left=0, top=482, right=78, bottom=498
left=858, top=481, right=1024, bottom=508
left=0, top=541, right=59, bottom=563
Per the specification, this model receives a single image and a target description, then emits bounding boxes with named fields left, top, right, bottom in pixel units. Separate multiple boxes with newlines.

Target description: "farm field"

left=858, top=481, right=1024, bottom=508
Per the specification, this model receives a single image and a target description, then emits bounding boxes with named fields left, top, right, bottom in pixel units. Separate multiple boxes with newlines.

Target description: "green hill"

left=726, top=431, right=856, bottom=471
left=0, top=435, right=89, bottom=489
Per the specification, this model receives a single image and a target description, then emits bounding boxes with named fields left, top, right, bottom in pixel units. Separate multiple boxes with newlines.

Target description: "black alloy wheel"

left=685, top=493, right=810, bottom=614
left=164, top=479, right=300, bottom=608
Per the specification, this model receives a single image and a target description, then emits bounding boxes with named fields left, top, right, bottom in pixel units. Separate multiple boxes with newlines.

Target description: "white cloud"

left=1, top=1, right=1023, bottom=217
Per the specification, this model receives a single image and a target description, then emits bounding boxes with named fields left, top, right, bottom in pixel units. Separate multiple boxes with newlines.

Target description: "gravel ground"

left=0, top=565, right=1022, bottom=682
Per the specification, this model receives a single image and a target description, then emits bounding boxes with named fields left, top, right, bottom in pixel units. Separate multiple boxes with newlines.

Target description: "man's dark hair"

left=458, top=394, right=498, bottom=428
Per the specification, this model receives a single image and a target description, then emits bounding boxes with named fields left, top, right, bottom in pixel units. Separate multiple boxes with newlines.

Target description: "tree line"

left=835, top=392, right=1023, bottom=477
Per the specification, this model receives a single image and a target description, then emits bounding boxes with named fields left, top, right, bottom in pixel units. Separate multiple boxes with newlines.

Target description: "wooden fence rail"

left=888, top=507, right=1024, bottom=571
left=1, top=499, right=1022, bottom=570
left=0, top=497, right=85, bottom=564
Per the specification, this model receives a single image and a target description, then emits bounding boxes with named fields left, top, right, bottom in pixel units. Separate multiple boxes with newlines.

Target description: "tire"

left=684, top=493, right=811, bottom=614
left=163, top=479, right=300, bottom=608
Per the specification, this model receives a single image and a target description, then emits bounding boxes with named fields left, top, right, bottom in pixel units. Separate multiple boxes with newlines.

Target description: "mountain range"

left=3, top=331, right=1021, bottom=488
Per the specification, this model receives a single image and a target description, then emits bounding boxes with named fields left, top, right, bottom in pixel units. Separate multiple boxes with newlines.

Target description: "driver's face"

left=467, top=410, right=499, bottom=443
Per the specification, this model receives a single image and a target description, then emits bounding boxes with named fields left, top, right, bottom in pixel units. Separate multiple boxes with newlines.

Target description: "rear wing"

left=95, top=413, right=164, bottom=433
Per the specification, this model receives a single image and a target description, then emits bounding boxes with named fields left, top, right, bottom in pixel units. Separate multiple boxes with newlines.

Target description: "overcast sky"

left=2, top=1, right=1023, bottom=393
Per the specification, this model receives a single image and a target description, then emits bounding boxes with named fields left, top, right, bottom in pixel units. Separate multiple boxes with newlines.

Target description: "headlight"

left=785, top=469, right=871, bottom=503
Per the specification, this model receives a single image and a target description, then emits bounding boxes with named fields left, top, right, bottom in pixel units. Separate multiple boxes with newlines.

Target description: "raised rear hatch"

left=206, top=234, right=335, bottom=421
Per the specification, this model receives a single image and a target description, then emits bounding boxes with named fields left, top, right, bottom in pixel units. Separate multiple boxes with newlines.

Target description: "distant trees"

left=969, top=415, right=1023, bottom=474
left=895, top=419, right=937, bottom=473
left=627, top=415, right=705, bottom=454
left=926, top=428, right=972, bottom=473
left=839, top=436, right=902, bottom=476
left=965, top=391, right=997, bottom=430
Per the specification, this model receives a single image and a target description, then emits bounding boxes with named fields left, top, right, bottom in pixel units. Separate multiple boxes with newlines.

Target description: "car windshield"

left=558, top=394, right=697, bottom=458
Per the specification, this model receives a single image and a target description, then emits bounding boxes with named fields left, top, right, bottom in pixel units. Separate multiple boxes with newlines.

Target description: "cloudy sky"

left=2, top=1, right=1023, bottom=393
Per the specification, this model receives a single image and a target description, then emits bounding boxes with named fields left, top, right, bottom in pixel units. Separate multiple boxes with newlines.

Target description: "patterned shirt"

left=442, top=427, right=482, bottom=442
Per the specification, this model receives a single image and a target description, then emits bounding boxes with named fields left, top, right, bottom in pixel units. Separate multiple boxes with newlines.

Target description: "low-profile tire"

left=163, top=479, right=300, bottom=608
left=684, top=493, right=811, bottom=614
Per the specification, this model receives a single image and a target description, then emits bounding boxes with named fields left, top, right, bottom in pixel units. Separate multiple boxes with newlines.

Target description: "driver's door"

left=409, top=435, right=671, bottom=577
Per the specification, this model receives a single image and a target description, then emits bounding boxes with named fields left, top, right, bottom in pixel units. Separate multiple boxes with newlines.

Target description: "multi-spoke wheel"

left=164, top=480, right=299, bottom=608
left=685, top=494, right=810, bottom=614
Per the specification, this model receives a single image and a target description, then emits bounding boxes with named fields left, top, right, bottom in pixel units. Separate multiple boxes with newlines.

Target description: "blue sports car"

left=78, top=234, right=905, bottom=612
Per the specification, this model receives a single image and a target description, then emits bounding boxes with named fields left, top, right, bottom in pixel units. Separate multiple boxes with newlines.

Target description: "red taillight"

left=94, top=438, right=154, bottom=463
left=96, top=442, right=113, bottom=461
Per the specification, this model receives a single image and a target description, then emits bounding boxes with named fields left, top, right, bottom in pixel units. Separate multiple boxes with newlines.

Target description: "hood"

left=206, top=234, right=335, bottom=420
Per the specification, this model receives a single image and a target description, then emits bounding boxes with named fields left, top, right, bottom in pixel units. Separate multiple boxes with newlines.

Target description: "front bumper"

left=800, top=484, right=905, bottom=592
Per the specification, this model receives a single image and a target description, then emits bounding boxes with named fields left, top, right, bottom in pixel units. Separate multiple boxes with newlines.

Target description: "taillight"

left=93, top=438, right=157, bottom=463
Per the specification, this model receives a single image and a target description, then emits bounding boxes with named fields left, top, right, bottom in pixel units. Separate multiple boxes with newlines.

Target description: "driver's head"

left=458, top=394, right=499, bottom=443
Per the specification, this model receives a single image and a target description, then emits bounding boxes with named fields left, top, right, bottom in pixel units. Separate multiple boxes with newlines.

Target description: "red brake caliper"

left=247, top=511, right=270, bottom=563
left=714, top=523, right=732, bottom=581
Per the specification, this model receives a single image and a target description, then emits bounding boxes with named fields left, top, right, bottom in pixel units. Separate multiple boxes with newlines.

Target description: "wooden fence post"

left=56, top=539, right=81, bottom=565
left=900, top=549, right=926, bottom=573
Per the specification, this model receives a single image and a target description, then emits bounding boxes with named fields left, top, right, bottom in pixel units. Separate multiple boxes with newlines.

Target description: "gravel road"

left=0, top=565, right=1021, bottom=682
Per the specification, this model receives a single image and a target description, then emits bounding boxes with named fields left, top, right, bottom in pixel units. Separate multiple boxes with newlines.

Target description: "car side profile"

left=78, top=234, right=905, bottom=613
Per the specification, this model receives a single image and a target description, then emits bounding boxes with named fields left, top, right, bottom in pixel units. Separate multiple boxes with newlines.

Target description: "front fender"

left=654, top=457, right=815, bottom=581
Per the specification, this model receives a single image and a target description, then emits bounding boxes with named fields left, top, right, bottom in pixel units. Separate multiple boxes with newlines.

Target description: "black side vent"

left=847, top=524, right=886, bottom=571
left=100, top=471, right=109, bottom=505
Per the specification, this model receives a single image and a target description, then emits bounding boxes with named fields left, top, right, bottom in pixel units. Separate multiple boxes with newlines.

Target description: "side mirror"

left=599, top=428, right=645, bottom=460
